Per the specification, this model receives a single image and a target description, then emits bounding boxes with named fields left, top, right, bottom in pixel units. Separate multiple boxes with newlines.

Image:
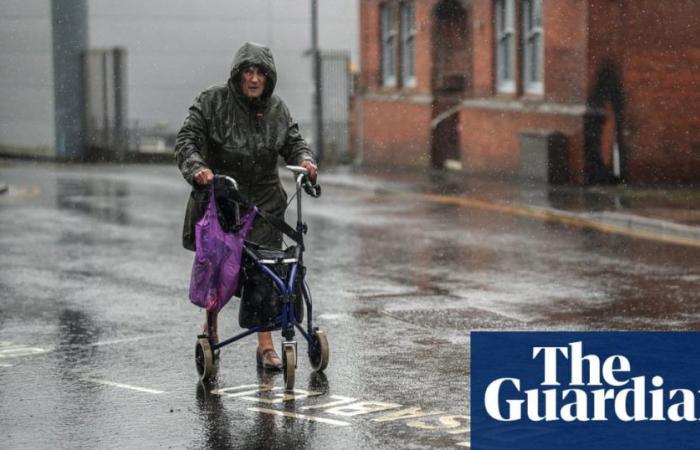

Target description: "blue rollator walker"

left=195, top=166, right=329, bottom=390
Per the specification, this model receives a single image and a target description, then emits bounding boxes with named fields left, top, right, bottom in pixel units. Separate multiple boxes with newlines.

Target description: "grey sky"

left=88, top=0, right=359, bottom=132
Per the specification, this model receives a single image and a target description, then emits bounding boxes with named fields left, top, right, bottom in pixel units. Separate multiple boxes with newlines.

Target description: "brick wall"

left=359, top=0, right=381, bottom=91
left=471, top=0, right=588, bottom=102
left=470, top=0, right=493, bottom=98
left=358, top=0, right=438, bottom=167
left=360, top=0, right=439, bottom=94
left=459, top=107, right=584, bottom=181
left=415, top=0, right=440, bottom=93
left=358, top=99, right=433, bottom=166
left=464, top=0, right=588, bottom=182
left=544, top=0, right=588, bottom=104
left=588, top=0, right=700, bottom=183
left=357, top=0, right=700, bottom=184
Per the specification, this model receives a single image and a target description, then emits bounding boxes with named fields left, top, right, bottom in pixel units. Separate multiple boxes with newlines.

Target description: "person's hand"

left=301, top=160, right=318, bottom=184
left=194, top=168, right=214, bottom=186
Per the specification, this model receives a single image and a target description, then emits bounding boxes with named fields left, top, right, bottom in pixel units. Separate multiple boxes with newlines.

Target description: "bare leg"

left=257, top=331, right=274, bottom=350
left=203, top=311, right=219, bottom=343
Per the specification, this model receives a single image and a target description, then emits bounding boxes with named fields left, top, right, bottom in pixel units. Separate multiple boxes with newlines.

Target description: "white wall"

left=88, top=0, right=359, bottom=134
left=0, top=0, right=55, bottom=155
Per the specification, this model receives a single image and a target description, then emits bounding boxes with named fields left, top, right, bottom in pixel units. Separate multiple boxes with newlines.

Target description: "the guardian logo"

left=484, top=341, right=699, bottom=422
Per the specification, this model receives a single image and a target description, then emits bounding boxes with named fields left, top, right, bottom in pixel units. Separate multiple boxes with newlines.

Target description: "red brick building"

left=356, top=0, right=700, bottom=185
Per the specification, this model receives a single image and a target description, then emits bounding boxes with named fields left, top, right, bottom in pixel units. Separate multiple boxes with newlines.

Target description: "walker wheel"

left=195, top=336, right=217, bottom=382
left=282, top=345, right=296, bottom=391
left=308, top=329, right=329, bottom=372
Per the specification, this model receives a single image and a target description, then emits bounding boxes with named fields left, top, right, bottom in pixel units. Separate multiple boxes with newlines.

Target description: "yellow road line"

left=403, top=192, right=700, bottom=249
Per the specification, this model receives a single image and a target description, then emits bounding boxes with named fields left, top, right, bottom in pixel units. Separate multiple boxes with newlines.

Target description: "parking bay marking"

left=0, top=334, right=173, bottom=361
left=216, top=384, right=470, bottom=446
left=247, top=407, right=351, bottom=426
left=82, top=378, right=166, bottom=394
left=88, top=333, right=177, bottom=347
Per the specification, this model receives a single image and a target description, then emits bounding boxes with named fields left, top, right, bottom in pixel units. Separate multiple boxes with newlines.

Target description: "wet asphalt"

left=1, top=161, right=699, bottom=449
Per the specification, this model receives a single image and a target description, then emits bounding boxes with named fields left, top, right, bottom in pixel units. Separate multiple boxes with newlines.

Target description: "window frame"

left=494, top=0, right=516, bottom=93
left=522, top=0, right=544, bottom=95
left=399, top=0, right=416, bottom=88
left=380, top=2, right=398, bottom=87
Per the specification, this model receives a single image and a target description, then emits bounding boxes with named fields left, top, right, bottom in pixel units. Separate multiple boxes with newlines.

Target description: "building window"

left=400, top=1, right=416, bottom=87
left=381, top=3, right=397, bottom=87
left=523, top=0, right=543, bottom=94
left=495, top=0, right=515, bottom=93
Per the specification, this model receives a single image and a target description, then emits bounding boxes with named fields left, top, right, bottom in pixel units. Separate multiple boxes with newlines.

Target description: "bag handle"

left=202, top=184, right=224, bottom=232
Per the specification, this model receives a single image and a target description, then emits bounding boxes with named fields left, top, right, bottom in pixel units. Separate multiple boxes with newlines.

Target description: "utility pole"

left=311, top=0, right=323, bottom=163
left=51, top=0, right=88, bottom=160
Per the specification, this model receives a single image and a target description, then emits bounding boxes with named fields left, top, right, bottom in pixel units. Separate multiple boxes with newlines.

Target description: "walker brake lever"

left=303, top=180, right=321, bottom=198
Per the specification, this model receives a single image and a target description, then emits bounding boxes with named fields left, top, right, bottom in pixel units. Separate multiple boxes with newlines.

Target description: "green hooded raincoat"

left=175, top=42, right=315, bottom=251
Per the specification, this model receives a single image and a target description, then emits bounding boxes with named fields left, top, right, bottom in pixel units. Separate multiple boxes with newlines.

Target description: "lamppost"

left=311, top=0, right=324, bottom=163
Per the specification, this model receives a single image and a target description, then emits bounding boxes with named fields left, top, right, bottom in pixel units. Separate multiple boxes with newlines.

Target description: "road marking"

left=0, top=363, right=13, bottom=368
left=82, top=378, right=165, bottom=394
left=0, top=346, right=50, bottom=358
left=325, top=401, right=402, bottom=417
left=394, top=191, right=700, bottom=249
left=300, top=395, right=357, bottom=410
left=372, top=407, right=446, bottom=423
left=216, top=384, right=467, bottom=446
left=406, top=414, right=470, bottom=432
left=247, top=407, right=351, bottom=426
left=212, top=384, right=276, bottom=397
left=0, top=335, right=172, bottom=364
left=89, top=333, right=176, bottom=347
left=240, top=388, right=323, bottom=404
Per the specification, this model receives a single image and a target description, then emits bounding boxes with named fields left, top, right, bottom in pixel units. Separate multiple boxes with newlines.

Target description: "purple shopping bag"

left=189, top=187, right=256, bottom=312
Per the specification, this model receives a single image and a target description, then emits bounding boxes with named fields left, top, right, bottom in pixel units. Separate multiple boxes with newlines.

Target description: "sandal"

left=256, top=347, right=283, bottom=371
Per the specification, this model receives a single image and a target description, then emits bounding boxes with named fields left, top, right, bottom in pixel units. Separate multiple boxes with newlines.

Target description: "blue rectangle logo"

left=471, top=332, right=700, bottom=449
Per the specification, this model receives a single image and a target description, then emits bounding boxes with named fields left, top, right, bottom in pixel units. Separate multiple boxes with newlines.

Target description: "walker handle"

left=213, top=174, right=239, bottom=191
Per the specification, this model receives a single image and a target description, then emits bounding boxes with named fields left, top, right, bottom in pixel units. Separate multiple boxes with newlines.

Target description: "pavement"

left=311, top=166, right=700, bottom=246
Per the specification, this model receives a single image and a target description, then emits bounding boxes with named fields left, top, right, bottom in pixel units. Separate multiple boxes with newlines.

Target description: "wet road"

left=1, top=161, right=699, bottom=449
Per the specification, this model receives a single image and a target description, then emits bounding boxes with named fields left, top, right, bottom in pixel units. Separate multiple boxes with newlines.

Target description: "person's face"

left=240, top=66, right=267, bottom=98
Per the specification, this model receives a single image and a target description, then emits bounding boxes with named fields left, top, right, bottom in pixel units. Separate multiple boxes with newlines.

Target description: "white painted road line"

left=0, top=363, right=13, bottom=368
left=0, top=335, right=173, bottom=361
left=300, top=395, right=357, bottom=410
left=214, top=384, right=467, bottom=446
left=0, top=346, right=50, bottom=358
left=247, top=407, right=351, bottom=426
left=89, top=333, right=176, bottom=347
left=82, top=378, right=166, bottom=394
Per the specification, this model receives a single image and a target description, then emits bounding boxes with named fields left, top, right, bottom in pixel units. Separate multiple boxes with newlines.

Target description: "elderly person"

left=175, top=42, right=317, bottom=370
